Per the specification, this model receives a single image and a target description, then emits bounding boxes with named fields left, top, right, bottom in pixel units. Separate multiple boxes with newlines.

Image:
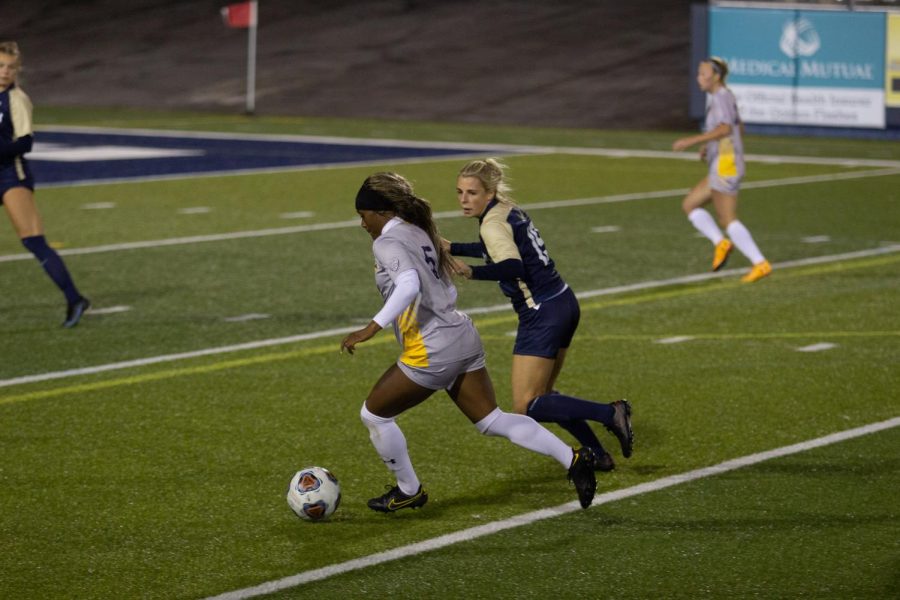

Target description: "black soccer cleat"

left=567, top=447, right=597, bottom=509
left=367, top=484, right=428, bottom=513
left=591, top=450, right=616, bottom=472
left=62, top=297, right=91, bottom=329
left=606, top=399, right=634, bottom=458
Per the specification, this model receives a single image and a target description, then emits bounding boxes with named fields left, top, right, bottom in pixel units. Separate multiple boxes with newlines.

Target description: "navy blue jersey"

left=468, top=199, right=567, bottom=314
left=0, top=84, right=34, bottom=183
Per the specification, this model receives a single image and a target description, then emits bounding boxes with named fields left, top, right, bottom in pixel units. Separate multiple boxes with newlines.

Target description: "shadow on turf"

left=348, top=470, right=639, bottom=519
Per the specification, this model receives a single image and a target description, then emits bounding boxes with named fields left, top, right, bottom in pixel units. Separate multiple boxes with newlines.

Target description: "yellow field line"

left=2, top=252, right=898, bottom=407
left=0, top=340, right=391, bottom=407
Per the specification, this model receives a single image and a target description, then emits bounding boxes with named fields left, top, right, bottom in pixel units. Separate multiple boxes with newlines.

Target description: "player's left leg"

left=361, top=364, right=433, bottom=511
left=2, top=186, right=42, bottom=236
left=518, top=357, right=633, bottom=459
left=4, top=187, right=90, bottom=325
left=683, top=177, right=734, bottom=270
left=712, top=190, right=771, bottom=282
left=544, top=349, right=614, bottom=471
left=513, top=289, right=629, bottom=463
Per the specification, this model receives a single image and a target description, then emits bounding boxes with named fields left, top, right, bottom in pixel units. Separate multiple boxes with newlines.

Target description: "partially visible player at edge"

left=672, top=56, right=771, bottom=283
left=444, top=158, right=633, bottom=472
left=340, top=172, right=597, bottom=512
left=0, top=41, right=90, bottom=326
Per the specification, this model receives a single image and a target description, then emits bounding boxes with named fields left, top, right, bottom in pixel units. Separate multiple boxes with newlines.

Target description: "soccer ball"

left=286, top=466, right=341, bottom=521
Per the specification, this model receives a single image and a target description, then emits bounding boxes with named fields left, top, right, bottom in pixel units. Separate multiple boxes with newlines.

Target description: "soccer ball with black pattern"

left=286, top=466, right=341, bottom=521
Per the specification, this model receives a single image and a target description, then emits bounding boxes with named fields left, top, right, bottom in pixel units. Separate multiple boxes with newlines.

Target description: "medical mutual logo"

left=729, top=17, right=875, bottom=83
left=709, top=7, right=886, bottom=128
left=780, top=18, right=820, bottom=58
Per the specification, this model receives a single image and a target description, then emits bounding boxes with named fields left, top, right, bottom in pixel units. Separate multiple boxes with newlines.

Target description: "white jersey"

left=704, top=86, right=745, bottom=182
left=372, top=220, right=482, bottom=368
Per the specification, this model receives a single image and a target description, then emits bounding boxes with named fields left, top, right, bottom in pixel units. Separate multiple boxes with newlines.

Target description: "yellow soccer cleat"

left=712, top=239, right=733, bottom=271
left=741, top=260, right=772, bottom=283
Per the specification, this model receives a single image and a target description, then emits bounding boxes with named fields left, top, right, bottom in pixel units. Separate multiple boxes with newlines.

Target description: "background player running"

left=672, top=56, right=771, bottom=283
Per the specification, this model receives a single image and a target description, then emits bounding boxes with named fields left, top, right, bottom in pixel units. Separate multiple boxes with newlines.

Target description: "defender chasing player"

left=443, top=158, right=634, bottom=472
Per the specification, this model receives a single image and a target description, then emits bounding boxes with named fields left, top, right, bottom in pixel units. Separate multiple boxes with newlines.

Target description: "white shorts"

left=709, top=172, right=741, bottom=195
left=397, top=352, right=487, bottom=391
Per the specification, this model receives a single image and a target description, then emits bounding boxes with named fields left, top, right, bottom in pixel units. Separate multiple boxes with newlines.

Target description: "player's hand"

left=672, top=138, right=691, bottom=152
left=440, top=237, right=452, bottom=253
left=449, top=257, right=473, bottom=279
left=340, top=321, right=382, bottom=355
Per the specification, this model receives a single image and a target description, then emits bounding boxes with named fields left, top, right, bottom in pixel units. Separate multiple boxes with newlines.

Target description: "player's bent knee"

left=511, top=393, right=536, bottom=415
left=474, top=407, right=502, bottom=435
left=360, top=403, right=392, bottom=426
left=682, top=199, right=702, bottom=215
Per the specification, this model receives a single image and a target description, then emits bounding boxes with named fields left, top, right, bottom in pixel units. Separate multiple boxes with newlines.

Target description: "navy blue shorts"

left=0, top=162, right=35, bottom=203
left=513, top=287, right=580, bottom=358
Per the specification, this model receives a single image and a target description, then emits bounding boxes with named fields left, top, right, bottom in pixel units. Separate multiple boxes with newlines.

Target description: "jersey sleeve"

left=372, top=268, right=420, bottom=327
left=373, top=237, right=418, bottom=283
left=10, top=88, right=33, bottom=139
left=450, top=241, right=485, bottom=258
left=711, top=91, right=736, bottom=128
left=479, top=214, right=521, bottom=264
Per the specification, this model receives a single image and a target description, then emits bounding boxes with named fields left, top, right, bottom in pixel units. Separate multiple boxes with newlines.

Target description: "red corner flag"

left=221, top=1, right=257, bottom=29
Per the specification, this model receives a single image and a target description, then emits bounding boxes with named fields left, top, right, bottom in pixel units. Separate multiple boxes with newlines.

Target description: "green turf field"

left=1, top=110, right=898, bottom=599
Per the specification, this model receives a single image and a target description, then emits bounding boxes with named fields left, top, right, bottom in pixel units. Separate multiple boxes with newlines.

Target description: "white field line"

left=0, top=326, right=358, bottom=389
left=2, top=244, right=898, bottom=390
left=204, top=415, right=900, bottom=600
left=36, top=151, right=493, bottom=189
left=655, top=336, right=695, bottom=344
left=40, top=125, right=900, bottom=168
left=0, top=219, right=355, bottom=263
left=3, top=167, right=899, bottom=264
left=87, top=305, right=131, bottom=315
left=468, top=244, right=900, bottom=315
left=796, top=342, right=838, bottom=353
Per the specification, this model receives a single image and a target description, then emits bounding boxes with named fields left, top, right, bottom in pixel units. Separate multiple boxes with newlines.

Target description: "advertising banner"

left=888, top=14, right=900, bottom=108
left=709, top=7, right=886, bottom=128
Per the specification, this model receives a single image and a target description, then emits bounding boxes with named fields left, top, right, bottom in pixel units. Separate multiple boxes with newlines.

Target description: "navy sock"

left=556, top=419, right=607, bottom=454
left=527, top=392, right=615, bottom=427
left=22, top=235, right=82, bottom=304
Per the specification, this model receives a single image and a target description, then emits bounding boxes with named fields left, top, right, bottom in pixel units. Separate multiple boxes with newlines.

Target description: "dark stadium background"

left=0, top=0, right=696, bottom=129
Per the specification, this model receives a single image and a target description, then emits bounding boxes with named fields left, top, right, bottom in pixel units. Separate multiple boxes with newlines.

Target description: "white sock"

left=688, top=208, right=724, bottom=245
left=475, top=408, right=573, bottom=468
left=360, top=404, right=420, bottom=495
left=726, top=220, right=766, bottom=265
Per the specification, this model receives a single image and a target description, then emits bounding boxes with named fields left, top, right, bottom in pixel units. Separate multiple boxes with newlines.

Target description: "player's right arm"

left=1, top=88, right=33, bottom=159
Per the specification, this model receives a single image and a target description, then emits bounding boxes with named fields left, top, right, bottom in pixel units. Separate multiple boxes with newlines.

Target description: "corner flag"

left=220, top=1, right=258, bottom=113
left=221, top=1, right=257, bottom=29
